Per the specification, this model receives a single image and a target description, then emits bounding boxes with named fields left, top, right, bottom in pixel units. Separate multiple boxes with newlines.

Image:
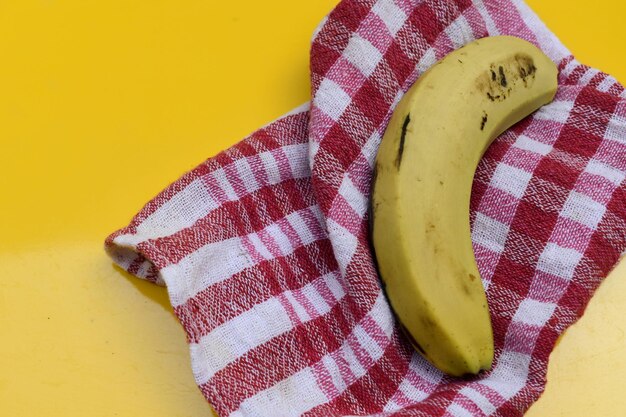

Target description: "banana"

left=370, top=36, right=558, bottom=376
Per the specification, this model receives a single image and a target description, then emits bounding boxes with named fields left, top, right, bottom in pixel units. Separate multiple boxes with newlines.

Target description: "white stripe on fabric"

left=533, top=100, right=575, bottom=124
left=162, top=235, right=251, bottom=306
left=131, top=178, right=215, bottom=244
left=162, top=206, right=325, bottom=306
left=191, top=271, right=345, bottom=385
left=513, top=135, right=553, bottom=156
left=383, top=352, right=443, bottom=412
left=459, top=387, right=497, bottom=416
left=536, top=242, right=583, bottom=280
left=585, top=160, right=626, bottom=186
left=189, top=297, right=292, bottom=384
left=447, top=403, right=474, bottom=417
left=248, top=233, right=274, bottom=260
left=315, top=78, right=352, bottom=121
left=229, top=294, right=392, bottom=417
left=472, top=212, right=510, bottom=254
left=363, top=131, right=383, bottom=167
left=372, top=0, right=407, bottom=36
left=596, top=76, right=616, bottom=93
left=479, top=351, right=531, bottom=399
left=444, top=15, right=475, bottom=49
left=416, top=48, right=437, bottom=76
left=106, top=247, right=138, bottom=270
left=326, top=218, right=359, bottom=275
left=344, top=34, right=384, bottom=77
left=513, top=299, right=556, bottom=327
left=490, top=163, right=533, bottom=199
left=605, top=113, right=626, bottom=145
left=324, top=272, right=346, bottom=301
left=561, top=190, right=606, bottom=229
left=343, top=343, right=367, bottom=380
left=338, top=176, right=368, bottom=218
left=229, top=368, right=328, bottom=417
left=135, top=259, right=153, bottom=279
left=320, top=354, right=349, bottom=394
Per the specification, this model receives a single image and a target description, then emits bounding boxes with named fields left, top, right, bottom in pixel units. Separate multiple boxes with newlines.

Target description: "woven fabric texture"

left=105, top=0, right=626, bottom=416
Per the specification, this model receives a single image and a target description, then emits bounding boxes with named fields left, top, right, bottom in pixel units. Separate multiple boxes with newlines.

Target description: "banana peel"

left=370, top=36, right=558, bottom=376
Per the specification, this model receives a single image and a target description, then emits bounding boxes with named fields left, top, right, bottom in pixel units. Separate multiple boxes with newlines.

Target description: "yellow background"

left=1, top=1, right=624, bottom=415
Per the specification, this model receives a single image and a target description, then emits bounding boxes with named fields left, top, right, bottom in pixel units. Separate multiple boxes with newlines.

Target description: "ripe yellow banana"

left=371, top=36, right=558, bottom=376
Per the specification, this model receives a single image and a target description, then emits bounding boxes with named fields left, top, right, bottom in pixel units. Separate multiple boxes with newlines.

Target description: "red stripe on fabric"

left=263, top=113, right=310, bottom=149
left=278, top=293, right=303, bottom=326
left=394, top=15, right=431, bottom=70
left=311, top=43, right=344, bottom=88
left=148, top=178, right=315, bottom=265
left=330, top=0, right=373, bottom=33
left=408, top=2, right=446, bottom=44
left=384, top=39, right=415, bottom=88
left=331, top=196, right=362, bottom=236
left=483, top=0, right=539, bottom=46
left=341, top=105, right=378, bottom=147
left=354, top=77, right=394, bottom=128
left=464, top=1, right=489, bottom=40
left=213, top=148, right=234, bottom=169
left=510, top=200, right=558, bottom=243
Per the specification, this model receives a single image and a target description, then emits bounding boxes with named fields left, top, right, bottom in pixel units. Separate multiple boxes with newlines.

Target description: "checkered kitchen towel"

left=105, top=0, right=626, bottom=415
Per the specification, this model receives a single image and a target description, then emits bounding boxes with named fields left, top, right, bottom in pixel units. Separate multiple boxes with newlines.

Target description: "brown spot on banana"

left=477, top=53, right=538, bottom=102
left=395, top=114, right=411, bottom=169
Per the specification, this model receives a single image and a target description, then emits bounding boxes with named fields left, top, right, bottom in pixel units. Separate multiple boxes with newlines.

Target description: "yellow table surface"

left=1, top=1, right=624, bottom=416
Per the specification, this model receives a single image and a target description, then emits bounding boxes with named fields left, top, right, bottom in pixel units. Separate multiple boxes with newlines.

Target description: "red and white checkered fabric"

left=105, top=0, right=626, bottom=415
